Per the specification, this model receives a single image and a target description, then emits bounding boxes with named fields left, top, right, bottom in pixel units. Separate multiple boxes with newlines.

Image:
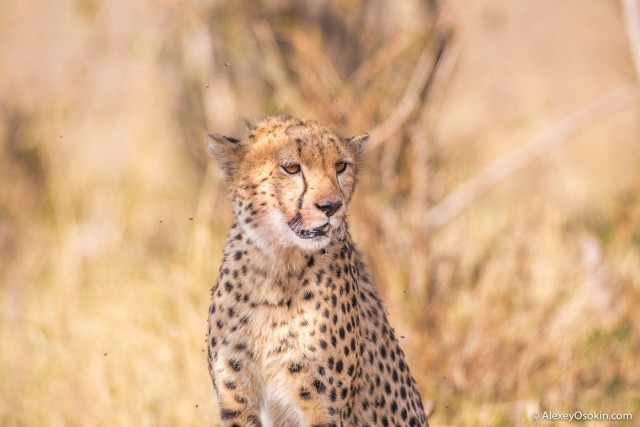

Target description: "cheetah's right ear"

left=206, top=133, right=246, bottom=180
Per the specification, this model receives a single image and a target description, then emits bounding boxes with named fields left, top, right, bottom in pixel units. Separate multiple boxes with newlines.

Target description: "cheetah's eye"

left=335, top=162, right=348, bottom=174
left=282, top=164, right=301, bottom=174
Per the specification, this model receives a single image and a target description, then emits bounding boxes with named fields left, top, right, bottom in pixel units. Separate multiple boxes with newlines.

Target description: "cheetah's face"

left=207, top=117, right=368, bottom=252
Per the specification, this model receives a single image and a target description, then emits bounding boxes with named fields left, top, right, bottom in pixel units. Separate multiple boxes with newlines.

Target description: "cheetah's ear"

left=343, top=133, right=369, bottom=162
left=206, top=133, right=246, bottom=180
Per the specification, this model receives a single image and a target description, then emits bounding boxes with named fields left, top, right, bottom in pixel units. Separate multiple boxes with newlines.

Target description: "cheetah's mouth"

left=290, top=222, right=331, bottom=239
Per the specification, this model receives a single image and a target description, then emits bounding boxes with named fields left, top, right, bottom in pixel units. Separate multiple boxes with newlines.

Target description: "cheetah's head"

left=207, top=116, right=368, bottom=253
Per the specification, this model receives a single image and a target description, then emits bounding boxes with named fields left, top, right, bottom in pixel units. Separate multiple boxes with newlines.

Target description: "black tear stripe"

left=295, top=137, right=307, bottom=213
left=297, top=168, right=307, bottom=211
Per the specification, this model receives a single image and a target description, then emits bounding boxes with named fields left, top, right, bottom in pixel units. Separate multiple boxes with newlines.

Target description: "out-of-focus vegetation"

left=1, top=0, right=639, bottom=425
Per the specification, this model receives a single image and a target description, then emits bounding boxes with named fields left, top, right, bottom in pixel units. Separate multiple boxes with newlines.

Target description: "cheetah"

left=206, top=116, right=428, bottom=427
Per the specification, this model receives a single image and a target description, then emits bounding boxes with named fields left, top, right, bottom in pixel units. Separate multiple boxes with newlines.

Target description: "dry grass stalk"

left=427, top=83, right=640, bottom=230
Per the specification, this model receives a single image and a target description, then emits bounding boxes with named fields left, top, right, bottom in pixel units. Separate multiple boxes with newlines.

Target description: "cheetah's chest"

left=208, top=245, right=363, bottom=424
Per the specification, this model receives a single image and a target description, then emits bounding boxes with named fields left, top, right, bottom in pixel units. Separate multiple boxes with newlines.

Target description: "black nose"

left=315, top=200, right=343, bottom=217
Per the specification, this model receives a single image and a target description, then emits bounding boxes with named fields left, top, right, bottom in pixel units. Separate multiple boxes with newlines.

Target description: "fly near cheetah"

left=206, top=116, right=428, bottom=427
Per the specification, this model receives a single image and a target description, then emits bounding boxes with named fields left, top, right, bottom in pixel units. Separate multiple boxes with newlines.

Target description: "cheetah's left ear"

left=343, top=133, right=369, bottom=162
left=206, top=133, right=246, bottom=181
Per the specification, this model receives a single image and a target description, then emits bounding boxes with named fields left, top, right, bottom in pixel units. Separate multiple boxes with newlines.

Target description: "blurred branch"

left=350, top=31, right=419, bottom=90
left=288, top=28, right=367, bottom=128
left=622, top=0, right=640, bottom=81
left=405, top=35, right=459, bottom=297
left=252, top=21, right=305, bottom=112
left=367, top=18, right=453, bottom=151
left=421, top=38, right=460, bottom=132
left=408, top=40, right=459, bottom=229
left=367, top=44, right=436, bottom=151
left=428, top=84, right=640, bottom=230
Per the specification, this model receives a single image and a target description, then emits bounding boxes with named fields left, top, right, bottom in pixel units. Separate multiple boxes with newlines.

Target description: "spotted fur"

left=206, top=116, right=428, bottom=426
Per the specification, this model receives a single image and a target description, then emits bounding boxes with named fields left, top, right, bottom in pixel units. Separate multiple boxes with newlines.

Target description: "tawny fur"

left=206, top=116, right=428, bottom=427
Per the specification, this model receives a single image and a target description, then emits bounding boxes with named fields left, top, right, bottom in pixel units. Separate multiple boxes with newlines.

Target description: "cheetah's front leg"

left=211, top=356, right=262, bottom=427
left=260, top=359, right=357, bottom=427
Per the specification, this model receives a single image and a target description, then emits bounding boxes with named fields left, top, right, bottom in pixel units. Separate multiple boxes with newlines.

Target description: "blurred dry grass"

left=1, top=0, right=640, bottom=426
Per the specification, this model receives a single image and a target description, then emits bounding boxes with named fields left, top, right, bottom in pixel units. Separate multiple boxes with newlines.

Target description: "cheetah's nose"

left=315, top=200, right=343, bottom=217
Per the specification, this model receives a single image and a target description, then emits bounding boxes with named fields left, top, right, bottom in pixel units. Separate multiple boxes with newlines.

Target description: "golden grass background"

left=1, top=0, right=639, bottom=425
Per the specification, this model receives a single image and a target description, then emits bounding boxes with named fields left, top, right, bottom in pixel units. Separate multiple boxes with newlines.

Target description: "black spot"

left=380, top=346, right=387, bottom=358
left=300, top=387, right=312, bottom=400
left=307, top=256, right=315, bottom=268
left=234, top=251, right=243, bottom=261
left=303, top=291, right=314, bottom=301
left=289, top=362, right=302, bottom=373
left=220, top=409, right=240, bottom=420
left=340, top=387, right=348, bottom=399
left=228, top=359, right=242, bottom=372
left=335, top=360, right=343, bottom=373
left=313, top=379, right=326, bottom=393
